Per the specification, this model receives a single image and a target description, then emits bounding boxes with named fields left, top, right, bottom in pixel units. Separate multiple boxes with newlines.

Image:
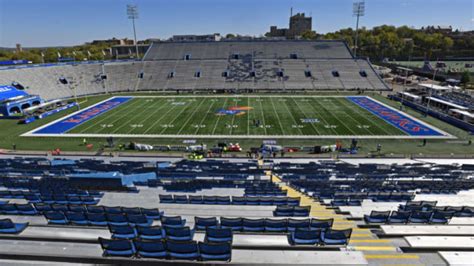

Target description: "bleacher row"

left=158, top=194, right=299, bottom=206
left=0, top=41, right=389, bottom=101
left=0, top=157, right=473, bottom=265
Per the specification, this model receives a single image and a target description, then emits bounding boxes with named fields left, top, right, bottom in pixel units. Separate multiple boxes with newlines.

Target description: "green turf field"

left=392, top=61, right=474, bottom=73
left=63, top=96, right=407, bottom=137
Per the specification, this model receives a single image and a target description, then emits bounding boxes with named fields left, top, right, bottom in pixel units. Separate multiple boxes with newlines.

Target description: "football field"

left=25, top=95, right=451, bottom=139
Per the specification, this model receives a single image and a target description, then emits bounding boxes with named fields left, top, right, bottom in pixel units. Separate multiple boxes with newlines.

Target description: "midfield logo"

left=216, top=106, right=253, bottom=116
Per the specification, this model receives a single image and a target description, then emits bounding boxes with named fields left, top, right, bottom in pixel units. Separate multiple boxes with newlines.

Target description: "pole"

left=132, top=17, right=139, bottom=59
left=425, top=64, right=438, bottom=116
left=354, top=13, right=360, bottom=57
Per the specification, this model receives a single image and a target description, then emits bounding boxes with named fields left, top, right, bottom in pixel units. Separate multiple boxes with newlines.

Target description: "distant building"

left=171, top=34, right=222, bottom=42
left=88, top=38, right=135, bottom=46
left=421, top=26, right=453, bottom=35
left=15, top=44, right=22, bottom=53
left=111, top=44, right=150, bottom=58
left=267, top=13, right=312, bottom=39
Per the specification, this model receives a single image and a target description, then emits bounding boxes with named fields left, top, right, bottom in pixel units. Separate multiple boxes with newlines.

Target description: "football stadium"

left=0, top=0, right=473, bottom=265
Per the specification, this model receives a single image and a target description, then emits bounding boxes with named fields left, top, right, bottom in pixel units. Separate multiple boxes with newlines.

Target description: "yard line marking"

left=176, top=98, right=207, bottom=135
left=158, top=98, right=198, bottom=135
left=109, top=99, right=160, bottom=134
left=289, top=97, right=320, bottom=135
left=281, top=97, right=304, bottom=135
left=303, top=97, right=337, bottom=135
left=257, top=97, right=268, bottom=135
left=336, top=97, right=392, bottom=136
left=143, top=100, right=183, bottom=134
left=312, top=97, right=358, bottom=135
left=194, top=98, right=217, bottom=135
left=269, top=97, right=286, bottom=135
left=211, top=98, right=229, bottom=135
left=247, top=96, right=250, bottom=136
left=127, top=99, right=170, bottom=134
left=328, top=98, right=374, bottom=135
left=76, top=99, right=143, bottom=133
left=229, top=98, right=238, bottom=135
left=127, top=98, right=170, bottom=134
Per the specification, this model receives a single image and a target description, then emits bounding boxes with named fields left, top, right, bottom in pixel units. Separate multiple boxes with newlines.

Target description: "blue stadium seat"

left=134, top=240, right=167, bottom=259
left=265, top=219, right=288, bottom=232
left=322, top=229, right=352, bottom=245
left=194, top=217, right=219, bottom=231
left=104, top=206, right=123, bottom=214
left=161, top=216, right=186, bottom=228
left=293, top=206, right=310, bottom=217
left=0, top=219, right=28, bottom=234
left=44, top=211, right=68, bottom=225
left=33, top=203, right=52, bottom=213
left=220, top=217, right=243, bottom=231
left=127, top=214, right=152, bottom=227
left=51, top=204, right=69, bottom=212
left=409, top=211, right=433, bottom=223
left=245, top=197, right=260, bottom=205
left=65, top=211, right=88, bottom=225
left=203, top=196, right=217, bottom=205
left=388, top=211, right=411, bottom=224
left=137, top=225, right=164, bottom=240
left=288, top=229, right=322, bottom=245
left=205, top=227, right=233, bottom=243
left=68, top=205, right=87, bottom=213
left=231, top=196, right=246, bottom=205
left=0, top=204, right=18, bottom=215
left=86, top=212, right=108, bottom=226
left=199, top=242, right=232, bottom=261
left=287, top=197, right=300, bottom=206
left=310, top=218, right=333, bottom=231
left=174, top=195, right=189, bottom=204
left=15, top=204, right=38, bottom=215
left=106, top=213, right=129, bottom=226
left=364, top=211, right=391, bottom=224
left=216, top=196, right=231, bottom=205
left=189, top=196, right=203, bottom=204
left=165, top=226, right=194, bottom=241
left=166, top=240, right=200, bottom=260
left=274, top=206, right=294, bottom=217
left=287, top=218, right=310, bottom=232
left=430, top=211, right=454, bottom=224
left=86, top=205, right=105, bottom=214
left=140, top=208, right=163, bottom=220
left=122, top=207, right=141, bottom=216
left=159, top=194, right=174, bottom=203
left=242, top=218, right=265, bottom=232
left=109, top=224, right=137, bottom=240
left=98, top=237, right=135, bottom=257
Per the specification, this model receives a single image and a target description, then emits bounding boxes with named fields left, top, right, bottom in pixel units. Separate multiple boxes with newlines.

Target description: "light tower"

left=127, top=4, right=140, bottom=59
left=353, top=0, right=365, bottom=57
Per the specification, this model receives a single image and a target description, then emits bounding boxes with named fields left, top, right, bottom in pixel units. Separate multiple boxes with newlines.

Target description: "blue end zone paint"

left=33, top=97, right=132, bottom=134
left=347, top=96, right=444, bottom=136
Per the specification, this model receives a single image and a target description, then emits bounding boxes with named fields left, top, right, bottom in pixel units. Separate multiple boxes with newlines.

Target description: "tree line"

left=302, top=25, right=473, bottom=61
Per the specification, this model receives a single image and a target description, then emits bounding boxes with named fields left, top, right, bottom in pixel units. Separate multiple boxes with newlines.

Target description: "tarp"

left=0, top=85, right=28, bottom=102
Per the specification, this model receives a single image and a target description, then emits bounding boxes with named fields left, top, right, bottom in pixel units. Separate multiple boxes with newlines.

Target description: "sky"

left=0, top=0, right=473, bottom=47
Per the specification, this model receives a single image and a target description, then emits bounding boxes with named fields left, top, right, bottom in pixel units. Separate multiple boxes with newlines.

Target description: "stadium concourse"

left=0, top=155, right=473, bottom=265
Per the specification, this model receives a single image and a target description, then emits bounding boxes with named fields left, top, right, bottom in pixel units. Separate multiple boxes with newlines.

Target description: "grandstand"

left=0, top=156, right=473, bottom=265
left=0, top=40, right=388, bottom=101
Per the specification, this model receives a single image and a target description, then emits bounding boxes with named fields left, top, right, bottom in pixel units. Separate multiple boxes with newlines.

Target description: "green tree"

left=460, top=71, right=471, bottom=89
left=301, top=30, right=317, bottom=40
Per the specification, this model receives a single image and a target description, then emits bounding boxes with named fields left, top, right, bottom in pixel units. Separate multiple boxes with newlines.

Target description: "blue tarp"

left=68, top=171, right=156, bottom=186
left=0, top=85, right=28, bottom=102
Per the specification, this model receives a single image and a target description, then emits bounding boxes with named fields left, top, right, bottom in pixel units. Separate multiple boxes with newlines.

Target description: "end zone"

left=22, top=96, right=132, bottom=136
